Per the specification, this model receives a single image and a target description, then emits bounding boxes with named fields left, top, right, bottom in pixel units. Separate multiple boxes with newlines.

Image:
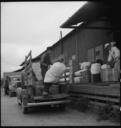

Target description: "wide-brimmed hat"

left=104, top=43, right=110, bottom=49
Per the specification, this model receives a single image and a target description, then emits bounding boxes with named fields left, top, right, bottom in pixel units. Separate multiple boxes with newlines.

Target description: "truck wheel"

left=22, top=102, right=28, bottom=114
left=9, top=91, right=12, bottom=97
left=59, top=104, right=66, bottom=111
left=17, top=97, right=22, bottom=106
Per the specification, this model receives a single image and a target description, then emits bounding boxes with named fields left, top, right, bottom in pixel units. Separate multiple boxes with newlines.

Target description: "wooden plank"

left=89, top=101, right=120, bottom=109
left=33, top=93, right=69, bottom=101
left=70, top=93, right=120, bottom=103
left=69, top=84, right=120, bottom=97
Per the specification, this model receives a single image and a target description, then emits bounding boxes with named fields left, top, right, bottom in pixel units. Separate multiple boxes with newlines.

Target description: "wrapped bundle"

left=74, top=69, right=87, bottom=77
left=101, top=64, right=111, bottom=69
left=59, top=78, right=65, bottom=82
left=79, top=62, right=91, bottom=70
left=74, top=77, right=80, bottom=83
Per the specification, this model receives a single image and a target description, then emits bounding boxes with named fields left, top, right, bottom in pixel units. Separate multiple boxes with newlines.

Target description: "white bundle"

left=74, top=69, right=87, bottom=76
left=74, top=77, right=80, bottom=83
left=101, top=64, right=111, bottom=69
left=79, top=62, right=91, bottom=70
left=66, top=72, right=70, bottom=76
left=91, top=63, right=101, bottom=74
left=66, top=77, right=70, bottom=81
left=66, top=67, right=70, bottom=70
left=62, top=72, right=70, bottom=77
left=59, top=78, right=65, bottom=82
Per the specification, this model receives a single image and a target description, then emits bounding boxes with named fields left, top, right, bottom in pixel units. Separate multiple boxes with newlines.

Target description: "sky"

left=1, top=1, right=87, bottom=78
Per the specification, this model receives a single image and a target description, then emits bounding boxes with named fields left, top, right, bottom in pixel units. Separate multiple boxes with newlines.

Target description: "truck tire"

left=22, top=102, right=28, bottom=114
left=59, top=104, right=66, bottom=111
left=17, top=97, right=22, bottom=106
left=9, top=91, right=12, bottom=97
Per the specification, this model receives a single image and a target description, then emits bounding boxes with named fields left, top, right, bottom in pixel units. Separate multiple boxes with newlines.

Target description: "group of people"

left=40, top=41, right=120, bottom=96
left=3, top=41, right=120, bottom=97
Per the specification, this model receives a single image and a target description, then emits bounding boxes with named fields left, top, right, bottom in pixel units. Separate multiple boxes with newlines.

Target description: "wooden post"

left=69, top=59, right=74, bottom=84
left=60, top=31, right=63, bottom=54
left=75, top=27, right=79, bottom=69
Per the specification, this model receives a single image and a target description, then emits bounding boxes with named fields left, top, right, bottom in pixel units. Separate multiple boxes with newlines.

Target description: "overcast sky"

left=1, top=1, right=87, bottom=78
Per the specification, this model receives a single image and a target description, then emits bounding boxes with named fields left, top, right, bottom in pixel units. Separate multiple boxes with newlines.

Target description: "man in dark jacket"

left=4, top=76, right=9, bottom=95
left=40, top=46, right=52, bottom=82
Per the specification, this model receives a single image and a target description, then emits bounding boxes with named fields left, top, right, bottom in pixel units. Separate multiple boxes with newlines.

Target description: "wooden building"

left=50, top=2, right=120, bottom=71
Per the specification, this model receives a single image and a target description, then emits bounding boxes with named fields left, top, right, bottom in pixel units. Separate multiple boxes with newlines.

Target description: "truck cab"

left=9, top=75, right=21, bottom=97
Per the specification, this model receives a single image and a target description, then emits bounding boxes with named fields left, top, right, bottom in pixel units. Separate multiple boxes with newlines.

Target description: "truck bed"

left=33, top=93, right=70, bottom=102
left=26, top=93, right=70, bottom=107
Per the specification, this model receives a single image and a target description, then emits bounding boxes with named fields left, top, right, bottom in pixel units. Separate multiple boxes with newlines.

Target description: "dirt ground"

left=1, top=88, right=120, bottom=126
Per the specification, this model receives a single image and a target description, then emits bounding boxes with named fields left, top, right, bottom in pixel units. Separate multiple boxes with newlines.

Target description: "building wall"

left=77, top=19, right=114, bottom=65
left=50, top=18, right=114, bottom=71
left=51, top=43, right=62, bottom=62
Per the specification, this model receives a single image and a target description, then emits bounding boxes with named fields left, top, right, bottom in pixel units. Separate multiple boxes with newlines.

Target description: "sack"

left=91, top=63, right=101, bottom=74
left=44, top=62, right=66, bottom=83
left=101, top=64, right=111, bottom=69
left=74, top=77, right=80, bottom=83
left=74, top=70, right=91, bottom=83
left=79, top=62, right=91, bottom=70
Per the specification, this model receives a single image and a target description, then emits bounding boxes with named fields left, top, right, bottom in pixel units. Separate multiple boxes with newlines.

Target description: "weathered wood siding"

left=51, top=18, right=115, bottom=70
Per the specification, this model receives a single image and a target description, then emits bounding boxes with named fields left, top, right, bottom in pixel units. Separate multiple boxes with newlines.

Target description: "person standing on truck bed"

left=104, top=41, right=120, bottom=80
left=43, top=58, right=66, bottom=96
left=40, top=46, right=52, bottom=83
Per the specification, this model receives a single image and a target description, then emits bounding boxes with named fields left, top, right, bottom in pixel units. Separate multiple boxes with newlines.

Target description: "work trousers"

left=43, top=83, right=52, bottom=93
left=114, top=59, right=120, bottom=80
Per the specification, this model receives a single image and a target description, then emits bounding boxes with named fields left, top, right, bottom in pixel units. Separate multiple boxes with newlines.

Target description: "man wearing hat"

left=104, top=41, right=120, bottom=80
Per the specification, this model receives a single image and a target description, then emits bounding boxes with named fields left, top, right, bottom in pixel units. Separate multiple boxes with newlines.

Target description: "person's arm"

left=108, top=51, right=113, bottom=62
left=113, top=47, right=120, bottom=59
left=40, top=54, right=48, bottom=67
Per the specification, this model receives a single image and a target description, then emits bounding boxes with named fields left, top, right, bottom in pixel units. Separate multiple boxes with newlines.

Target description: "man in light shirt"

left=104, top=41, right=120, bottom=79
left=43, top=58, right=66, bottom=96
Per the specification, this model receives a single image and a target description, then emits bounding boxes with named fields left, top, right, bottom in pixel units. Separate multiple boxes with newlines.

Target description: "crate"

left=78, top=70, right=91, bottom=83
left=101, top=68, right=119, bottom=82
